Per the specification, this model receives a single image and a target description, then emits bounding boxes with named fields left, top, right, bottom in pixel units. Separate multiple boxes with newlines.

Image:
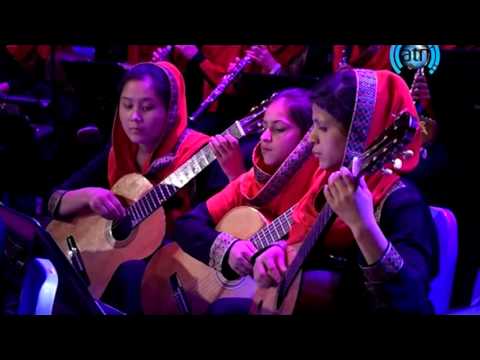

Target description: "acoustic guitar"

left=251, top=111, right=418, bottom=314
left=46, top=104, right=266, bottom=299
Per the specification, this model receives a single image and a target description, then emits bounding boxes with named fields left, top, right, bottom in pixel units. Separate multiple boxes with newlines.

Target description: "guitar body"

left=250, top=259, right=342, bottom=315
left=249, top=243, right=302, bottom=315
left=44, top=103, right=270, bottom=301
left=46, top=173, right=166, bottom=299
left=141, top=206, right=268, bottom=314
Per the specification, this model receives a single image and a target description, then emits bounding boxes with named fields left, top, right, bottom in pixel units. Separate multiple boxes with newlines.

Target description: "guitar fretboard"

left=274, top=111, right=417, bottom=307
left=249, top=207, right=295, bottom=250
left=126, top=184, right=179, bottom=228
left=126, top=120, right=247, bottom=228
left=277, top=202, right=335, bottom=304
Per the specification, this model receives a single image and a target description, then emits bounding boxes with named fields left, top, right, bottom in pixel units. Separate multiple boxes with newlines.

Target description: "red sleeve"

left=128, top=45, right=159, bottom=64
left=196, top=46, right=243, bottom=86
left=198, top=57, right=230, bottom=86
left=270, top=45, right=306, bottom=66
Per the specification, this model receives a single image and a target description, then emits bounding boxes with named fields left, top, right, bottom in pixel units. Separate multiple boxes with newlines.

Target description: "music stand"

left=0, top=204, right=110, bottom=314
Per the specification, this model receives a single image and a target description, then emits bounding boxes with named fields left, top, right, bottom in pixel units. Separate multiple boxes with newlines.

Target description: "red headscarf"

left=206, top=133, right=319, bottom=224
left=288, top=69, right=422, bottom=253
left=107, top=61, right=210, bottom=221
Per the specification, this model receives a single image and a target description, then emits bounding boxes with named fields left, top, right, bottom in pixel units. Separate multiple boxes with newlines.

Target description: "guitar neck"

left=249, top=207, right=295, bottom=251
left=277, top=203, right=335, bottom=303
left=274, top=110, right=419, bottom=307
left=127, top=120, right=248, bottom=227
left=161, top=120, right=246, bottom=189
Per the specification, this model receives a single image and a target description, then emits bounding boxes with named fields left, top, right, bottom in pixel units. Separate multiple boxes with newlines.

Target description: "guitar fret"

left=204, top=147, right=215, bottom=162
left=193, top=151, right=204, bottom=168
left=255, top=230, right=266, bottom=249
left=183, top=163, right=192, bottom=179
left=187, top=159, right=196, bottom=175
left=188, top=161, right=197, bottom=177
left=192, top=157, right=202, bottom=174
left=127, top=208, right=137, bottom=226
left=147, top=192, right=157, bottom=212
left=191, top=153, right=201, bottom=169
left=139, top=201, right=148, bottom=218
left=278, top=218, right=289, bottom=234
left=153, top=186, right=162, bottom=204
left=251, top=234, right=261, bottom=249
left=272, top=221, right=282, bottom=239
left=159, top=185, right=168, bottom=201
left=147, top=197, right=155, bottom=213
left=134, top=203, right=144, bottom=220
left=192, top=159, right=200, bottom=174
left=225, top=123, right=238, bottom=138
left=143, top=194, right=152, bottom=213
left=130, top=204, right=138, bottom=221
left=166, top=184, right=176, bottom=198
left=249, top=208, right=295, bottom=252
left=146, top=190, right=156, bottom=209
left=261, top=230, right=271, bottom=248
left=133, top=204, right=142, bottom=222
left=133, top=207, right=141, bottom=225
left=168, top=173, right=180, bottom=188
left=133, top=208, right=140, bottom=225
left=200, top=145, right=210, bottom=165
left=131, top=212, right=138, bottom=227
left=143, top=198, right=152, bottom=215
left=259, top=233, right=269, bottom=249
left=202, top=148, right=213, bottom=165
left=145, top=197, right=153, bottom=214
left=262, top=227, right=275, bottom=246
left=178, top=171, right=188, bottom=187
left=191, top=152, right=202, bottom=169
left=170, top=172, right=181, bottom=187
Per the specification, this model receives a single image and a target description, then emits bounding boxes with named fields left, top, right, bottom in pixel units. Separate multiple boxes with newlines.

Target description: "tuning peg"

left=402, top=150, right=414, bottom=159
left=392, top=158, right=403, bottom=170
left=381, top=168, right=393, bottom=175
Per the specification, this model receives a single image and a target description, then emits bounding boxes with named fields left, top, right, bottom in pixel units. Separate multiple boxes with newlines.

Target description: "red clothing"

left=333, top=45, right=391, bottom=72
left=288, top=69, right=422, bottom=255
left=206, top=140, right=318, bottom=224
left=127, top=45, right=305, bottom=104
left=197, top=45, right=304, bottom=101
left=108, top=61, right=210, bottom=223
left=6, top=45, right=52, bottom=62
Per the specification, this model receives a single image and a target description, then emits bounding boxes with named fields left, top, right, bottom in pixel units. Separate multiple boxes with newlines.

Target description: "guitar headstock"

left=356, top=111, right=418, bottom=177
left=238, top=92, right=278, bottom=135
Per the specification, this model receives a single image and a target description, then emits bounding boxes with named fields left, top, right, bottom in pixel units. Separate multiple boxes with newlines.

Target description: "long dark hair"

left=310, top=69, right=356, bottom=132
left=118, top=63, right=171, bottom=107
left=272, top=88, right=313, bottom=135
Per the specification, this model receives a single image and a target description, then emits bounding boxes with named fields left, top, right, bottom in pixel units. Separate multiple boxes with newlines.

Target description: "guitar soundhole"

left=111, top=217, right=132, bottom=241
